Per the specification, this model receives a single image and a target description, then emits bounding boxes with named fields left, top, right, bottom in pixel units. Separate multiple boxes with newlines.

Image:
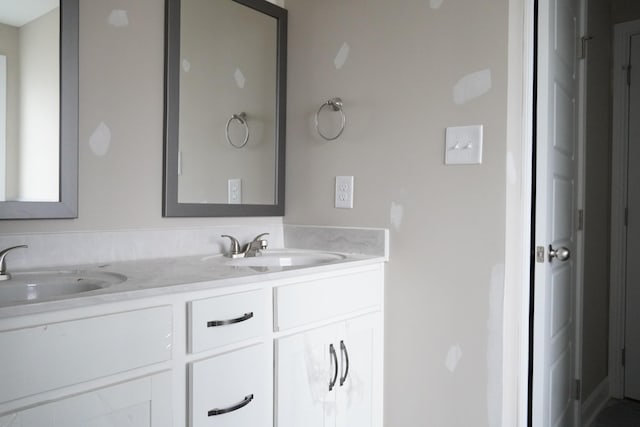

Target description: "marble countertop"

left=0, top=249, right=385, bottom=319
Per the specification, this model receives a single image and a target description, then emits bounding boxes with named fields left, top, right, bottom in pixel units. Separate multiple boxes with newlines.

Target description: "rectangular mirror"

left=163, top=0, right=287, bottom=217
left=0, top=0, right=78, bottom=219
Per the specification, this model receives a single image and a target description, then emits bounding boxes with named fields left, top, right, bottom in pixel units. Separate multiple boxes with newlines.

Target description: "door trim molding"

left=503, top=0, right=535, bottom=425
left=610, top=18, right=640, bottom=399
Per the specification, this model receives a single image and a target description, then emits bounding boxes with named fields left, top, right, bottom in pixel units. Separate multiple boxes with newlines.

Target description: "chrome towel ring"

left=315, top=98, right=345, bottom=141
left=225, top=112, right=250, bottom=148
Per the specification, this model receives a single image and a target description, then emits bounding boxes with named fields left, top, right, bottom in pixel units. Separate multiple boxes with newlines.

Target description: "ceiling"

left=0, top=0, right=58, bottom=27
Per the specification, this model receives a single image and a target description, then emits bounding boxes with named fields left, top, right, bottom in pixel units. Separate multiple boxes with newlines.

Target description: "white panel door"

left=533, top=0, right=580, bottom=426
left=276, top=323, right=344, bottom=427
left=625, top=33, right=640, bottom=401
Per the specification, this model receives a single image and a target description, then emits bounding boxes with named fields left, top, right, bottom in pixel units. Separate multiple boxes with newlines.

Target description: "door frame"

left=502, top=0, right=586, bottom=425
left=609, top=18, right=640, bottom=399
left=502, top=1, right=535, bottom=424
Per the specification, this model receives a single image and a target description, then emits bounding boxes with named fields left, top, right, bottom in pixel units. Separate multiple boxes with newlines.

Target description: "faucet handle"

left=221, top=235, right=241, bottom=257
left=0, top=245, right=28, bottom=281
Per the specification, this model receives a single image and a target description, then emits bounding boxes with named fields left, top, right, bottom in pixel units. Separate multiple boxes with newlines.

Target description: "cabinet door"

left=336, top=313, right=382, bottom=427
left=0, top=371, right=171, bottom=427
left=276, top=323, right=345, bottom=427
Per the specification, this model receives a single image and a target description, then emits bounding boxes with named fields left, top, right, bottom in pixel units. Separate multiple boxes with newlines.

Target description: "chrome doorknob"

left=548, top=245, right=570, bottom=262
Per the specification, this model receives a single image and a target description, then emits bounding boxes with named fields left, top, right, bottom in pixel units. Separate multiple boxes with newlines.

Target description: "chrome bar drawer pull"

left=207, top=312, right=254, bottom=328
left=339, top=340, right=350, bottom=386
left=207, top=394, right=254, bottom=417
left=329, top=343, right=338, bottom=391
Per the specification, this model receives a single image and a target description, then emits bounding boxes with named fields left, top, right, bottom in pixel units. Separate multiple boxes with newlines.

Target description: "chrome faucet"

left=0, top=245, right=28, bottom=281
left=243, top=233, right=269, bottom=257
left=221, top=233, right=269, bottom=258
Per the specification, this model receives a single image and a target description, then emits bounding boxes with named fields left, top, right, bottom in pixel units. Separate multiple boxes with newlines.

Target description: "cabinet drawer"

left=190, top=344, right=270, bottom=427
left=189, top=290, right=266, bottom=353
left=274, top=267, right=382, bottom=331
left=0, top=306, right=172, bottom=404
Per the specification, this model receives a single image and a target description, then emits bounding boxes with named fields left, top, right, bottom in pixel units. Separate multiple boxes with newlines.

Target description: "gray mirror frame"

left=163, top=0, right=287, bottom=217
left=0, top=0, right=79, bottom=220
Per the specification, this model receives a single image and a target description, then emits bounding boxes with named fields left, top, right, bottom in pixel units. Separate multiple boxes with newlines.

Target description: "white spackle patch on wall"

left=487, top=264, right=504, bottom=426
left=89, top=122, right=112, bottom=157
left=445, top=344, right=463, bottom=373
left=182, top=59, right=191, bottom=73
left=390, top=201, right=404, bottom=230
left=108, top=10, right=129, bottom=27
left=453, top=68, right=492, bottom=105
left=334, top=43, right=350, bottom=70
left=234, top=68, right=246, bottom=89
left=430, top=0, right=445, bottom=9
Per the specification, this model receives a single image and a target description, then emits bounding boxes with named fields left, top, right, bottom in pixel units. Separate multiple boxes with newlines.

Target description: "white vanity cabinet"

left=0, top=258, right=384, bottom=427
left=274, top=265, right=384, bottom=427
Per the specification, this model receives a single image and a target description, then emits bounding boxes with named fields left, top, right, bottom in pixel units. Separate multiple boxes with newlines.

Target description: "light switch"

left=445, top=125, right=483, bottom=165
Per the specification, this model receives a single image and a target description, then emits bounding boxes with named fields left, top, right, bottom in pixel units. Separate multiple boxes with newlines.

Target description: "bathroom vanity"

left=0, top=245, right=384, bottom=427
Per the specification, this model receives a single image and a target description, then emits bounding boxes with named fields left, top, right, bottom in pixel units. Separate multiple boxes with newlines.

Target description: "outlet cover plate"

left=228, top=178, right=242, bottom=204
left=335, top=176, right=354, bottom=209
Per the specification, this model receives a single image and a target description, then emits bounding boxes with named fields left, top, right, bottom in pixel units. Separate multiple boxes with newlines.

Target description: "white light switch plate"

left=445, top=125, right=483, bottom=165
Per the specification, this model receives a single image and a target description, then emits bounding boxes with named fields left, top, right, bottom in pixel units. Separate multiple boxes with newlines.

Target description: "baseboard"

left=582, top=377, right=610, bottom=427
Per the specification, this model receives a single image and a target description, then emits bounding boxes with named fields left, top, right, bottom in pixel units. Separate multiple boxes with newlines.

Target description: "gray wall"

left=0, top=0, right=510, bottom=425
left=581, top=0, right=612, bottom=402
left=285, top=1, right=508, bottom=425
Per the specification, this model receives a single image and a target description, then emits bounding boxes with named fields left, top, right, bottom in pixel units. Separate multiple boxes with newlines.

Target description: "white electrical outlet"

left=335, top=176, right=354, bottom=209
left=228, top=178, right=242, bottom=204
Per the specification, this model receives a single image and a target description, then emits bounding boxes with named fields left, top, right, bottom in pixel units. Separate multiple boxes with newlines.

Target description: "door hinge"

left=578, top=36, right=593, bottom=60
left=627, top=65, right=632, bottom=86
left=574, top=379, right=582, bottom=400
left=623, top=348, right=626, bottom=367
left=536, top=246, right=545, bottom=263
left=577, top=209, right=584, bottom=231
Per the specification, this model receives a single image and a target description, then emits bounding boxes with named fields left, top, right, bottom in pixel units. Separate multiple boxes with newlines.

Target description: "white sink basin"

left=0, top=271, right=126, bottom=304
left=204, top=250, right=347, bottom=268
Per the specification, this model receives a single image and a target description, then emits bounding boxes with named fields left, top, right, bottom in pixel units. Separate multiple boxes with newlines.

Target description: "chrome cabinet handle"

left=207, top=394, right=253, bottom=417
left=339, top=340, right=350, bottom=387
left=548, top=245, right=570, bottom=262
left=207, top=312, right=254, bottom=327
left=329, top=343, right=338, bottom=391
